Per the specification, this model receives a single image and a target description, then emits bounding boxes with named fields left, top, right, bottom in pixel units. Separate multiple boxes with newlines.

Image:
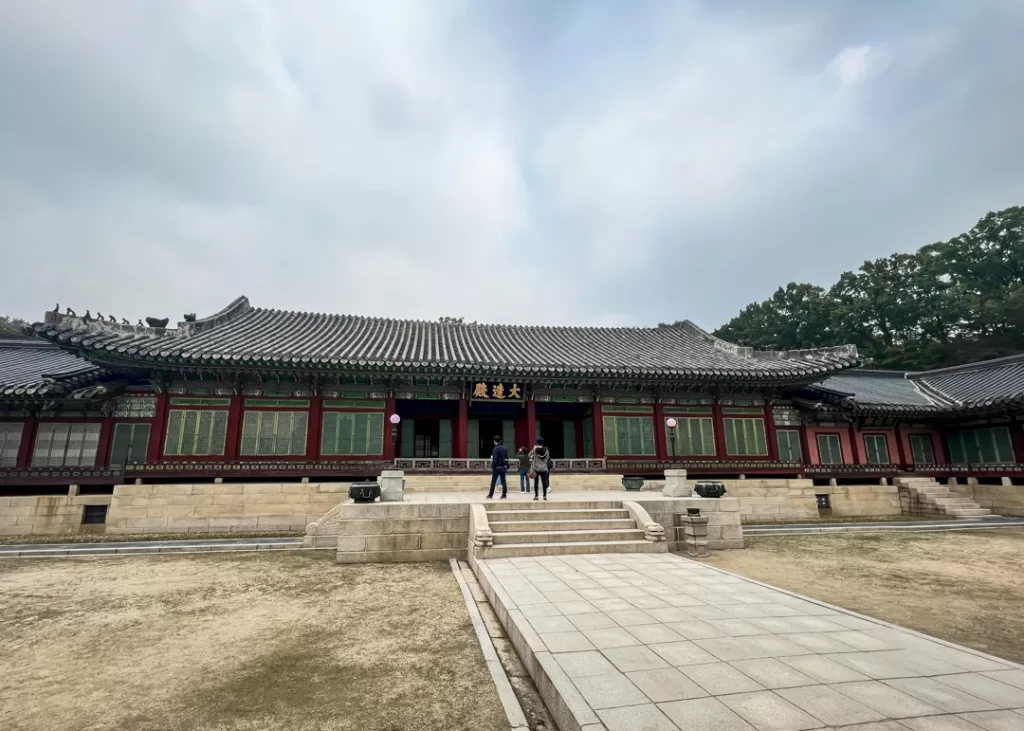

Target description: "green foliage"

left=712, top=206, right=1024, bottom=370
left=0, top=315, right=29, bottom=338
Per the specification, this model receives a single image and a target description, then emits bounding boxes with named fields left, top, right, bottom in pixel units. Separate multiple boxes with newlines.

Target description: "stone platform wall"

left=645, top=479, right=903, bottom=523
left=0, top=493, right=113, bottom=536
left=104, top=482, right=353, bottom=534
left=316, top=503, right=471, bottom=563
left=953, top=482, right=1024, bottom=517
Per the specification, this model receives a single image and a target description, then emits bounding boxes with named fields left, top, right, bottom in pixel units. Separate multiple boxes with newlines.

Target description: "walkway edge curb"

left=696, top=557, right=1024, bottom=670
left=449, top=558, right=530, bottom=731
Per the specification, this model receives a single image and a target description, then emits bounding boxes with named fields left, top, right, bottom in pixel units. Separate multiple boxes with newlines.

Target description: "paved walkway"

left=474, top=552, right=1024, bottom=731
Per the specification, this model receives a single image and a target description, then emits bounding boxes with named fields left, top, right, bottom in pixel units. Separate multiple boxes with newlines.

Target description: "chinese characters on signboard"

left=472, top=382, right=523, bottom=400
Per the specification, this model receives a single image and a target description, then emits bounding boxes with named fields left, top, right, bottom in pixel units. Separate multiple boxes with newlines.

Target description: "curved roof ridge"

left=909, top=352, right=1024, bottom=377
left=183, top=295, right=251, bottom=333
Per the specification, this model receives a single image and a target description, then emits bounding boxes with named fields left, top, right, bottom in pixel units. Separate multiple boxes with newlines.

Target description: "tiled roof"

left=31, top=296, right=860, bottom=384
left=0, top=339, right=104, bottom=398
left=917, top=354, right=1024, bottom=410
left=812, top=356, right=1024, bottom=414
left=819, top=371, right=943, bottom=411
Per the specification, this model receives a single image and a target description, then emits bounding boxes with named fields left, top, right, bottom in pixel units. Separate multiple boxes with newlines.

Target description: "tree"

left=0, top=315, right=29, bottom=338
left=711, top=205, right=1024, bottom=370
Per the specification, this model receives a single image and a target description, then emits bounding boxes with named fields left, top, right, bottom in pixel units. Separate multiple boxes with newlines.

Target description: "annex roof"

left=31, top=296, right=860, bottom=385
left=812, top=355, right=1024, bottom=415
left=0, top=339, right=105, bottom=398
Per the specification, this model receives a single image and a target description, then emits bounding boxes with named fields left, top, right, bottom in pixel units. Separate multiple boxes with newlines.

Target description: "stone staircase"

left=480, top=500, right=666, bottom=558
left=894, top=477, right=993, bottom=520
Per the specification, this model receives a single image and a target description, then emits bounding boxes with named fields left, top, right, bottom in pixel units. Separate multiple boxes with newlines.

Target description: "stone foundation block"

left=365, top=534, right=422, bottom=551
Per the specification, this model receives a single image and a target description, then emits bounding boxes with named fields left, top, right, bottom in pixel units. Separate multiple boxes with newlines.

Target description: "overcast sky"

left=2, top=1, right=1023, bottom=331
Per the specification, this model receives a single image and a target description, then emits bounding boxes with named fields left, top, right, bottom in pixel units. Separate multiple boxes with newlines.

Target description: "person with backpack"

left=528, top=438, right=551, bottom=501
left=487, top=435, right=509, bottom=499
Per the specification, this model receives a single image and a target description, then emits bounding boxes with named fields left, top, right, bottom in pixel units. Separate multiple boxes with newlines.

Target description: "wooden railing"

left=0, top=465, right=124, bottom=485
left=392, top=458, right=607, bottom=472
left=125, top=459, right=389, bottom=478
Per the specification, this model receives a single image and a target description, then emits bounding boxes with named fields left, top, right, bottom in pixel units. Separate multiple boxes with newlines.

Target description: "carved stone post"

left=682, top=510, right=709, bottom=557
left=662, top=468, right=690, bottom=497
left=379, top=470, right=405, bottom=502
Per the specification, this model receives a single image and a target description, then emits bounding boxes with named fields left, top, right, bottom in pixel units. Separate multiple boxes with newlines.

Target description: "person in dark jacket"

left=528, top=438, right=551, bottom=501
left=487, top=435, right=509, bottom=499
left=516, top=447, right=530, bottom=493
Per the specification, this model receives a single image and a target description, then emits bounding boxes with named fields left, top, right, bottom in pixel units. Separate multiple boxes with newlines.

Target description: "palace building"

left=1, top=296, right=1023, bottom=490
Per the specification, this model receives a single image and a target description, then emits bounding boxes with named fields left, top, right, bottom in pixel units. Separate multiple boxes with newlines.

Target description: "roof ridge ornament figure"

left=83, top=310, right=92, bottom=322
left=65, top=307, right=76, bottom=316
left=53, top=303, right=59, bottom=314
left=145, top=317, right=169, bottom=328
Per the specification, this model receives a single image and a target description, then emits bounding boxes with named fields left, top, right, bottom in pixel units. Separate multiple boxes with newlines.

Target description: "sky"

left=2, top=0, right=1023, bottom=331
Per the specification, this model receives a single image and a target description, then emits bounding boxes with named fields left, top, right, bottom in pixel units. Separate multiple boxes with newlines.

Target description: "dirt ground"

left=705, top=528, right=1024, bottom=664
left=0, top=554, right=509, bottom=731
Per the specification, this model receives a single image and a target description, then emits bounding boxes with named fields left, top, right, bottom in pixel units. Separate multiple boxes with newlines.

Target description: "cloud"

left=1, top=0, right=1023, bottom=333
left=828, top=44, right=891, bottom=87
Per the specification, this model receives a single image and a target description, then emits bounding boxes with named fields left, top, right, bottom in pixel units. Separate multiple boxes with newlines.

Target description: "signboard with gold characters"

left=471, top=382, right=523, bottom=401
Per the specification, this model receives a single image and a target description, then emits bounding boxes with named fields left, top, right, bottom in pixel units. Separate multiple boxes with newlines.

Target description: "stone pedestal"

left=682, top=514, right=709, bottom=557
left=662, top=469, right=690, bottom=497
left=379, top=470, right=406, bottom=502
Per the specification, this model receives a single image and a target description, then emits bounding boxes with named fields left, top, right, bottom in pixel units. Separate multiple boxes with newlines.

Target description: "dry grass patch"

left=705, top=528, right=1024, bottom=664
left=0, top=554, right=509, bottom=731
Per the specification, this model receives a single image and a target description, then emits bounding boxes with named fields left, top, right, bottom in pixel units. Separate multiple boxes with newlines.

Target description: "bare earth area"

left=0, top=554, right=509, bottom=731
left=705, top=528, right=1024, bottom=664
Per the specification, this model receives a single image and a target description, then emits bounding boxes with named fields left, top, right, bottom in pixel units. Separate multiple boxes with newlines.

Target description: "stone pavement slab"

left=470, top=552, right=1022, bottom=731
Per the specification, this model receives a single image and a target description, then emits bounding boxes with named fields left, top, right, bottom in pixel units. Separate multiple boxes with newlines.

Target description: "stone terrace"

left=471, top=552, right=1024, bottom=731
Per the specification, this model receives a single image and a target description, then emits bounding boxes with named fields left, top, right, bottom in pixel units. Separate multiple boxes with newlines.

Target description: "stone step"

left=489, top=518, right=637, bottom=533
left=949, top=508, right=993, bottom=518
left=483, top=540, right=663, bottom=558
left=492, top=529, right=646, bottom=545
left=486, top=509, right=631, bottom=522
left=486, top=500, right=624, bottom=511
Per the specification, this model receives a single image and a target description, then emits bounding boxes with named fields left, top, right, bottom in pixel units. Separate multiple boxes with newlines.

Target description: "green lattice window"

left=32, top=423, right=101, bottom=467
left=863, top=434, right=890, bottom=465
left=602, top=416, right=656, bottom=456
left=777, top=429, right=802, bottom=462
left=321, top=411, right=384, bottom=456
left=163, top=410, right=228, bottom=456
left=816, top=434, right=844, bottom=465
left=1, top=423, right=25, bottom=466
left=909, top=434, right=936, bottom=464
left=110, top=423, right=151, bottom=465
left=240, top=411, right=308, bottom=456
left=723, top=418, right=768, bottom=456
left=948, top=427, right=1015, bottom=464
left=667, top=417, right=716, bottom=456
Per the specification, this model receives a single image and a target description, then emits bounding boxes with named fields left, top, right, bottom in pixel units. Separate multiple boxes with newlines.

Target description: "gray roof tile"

left=32, top=296, right=861, bottom=383
left=816, top=355, right=1024, bottom=414
left=0, top=339, right=103, bottom=397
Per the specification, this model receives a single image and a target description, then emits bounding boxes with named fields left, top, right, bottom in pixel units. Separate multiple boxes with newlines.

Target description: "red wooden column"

left=455, top=397, right=468, bottom=459
left=764, top=405, right=779, bottom=462
left=147, top=392, right=169, bottom=462
left=95, top=416, right=115, bottom=468
left=526, top=399, right=537, bottom=447
left=591, top=401, right=604, bottom=458
left=224, top=394, right=243, bottom=460
left=894, top=424, right=909, bottom=468
left=848, top=424, right=863, bottom=464
left=308, top=396, right=325, bottom=461
left=16, top=415, right=38, bottom=468
left=654, top=402, right=667, bottom=461
left=711, top=401, right=728, bottom=459
left=799, top=425, right=813, bottom=470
